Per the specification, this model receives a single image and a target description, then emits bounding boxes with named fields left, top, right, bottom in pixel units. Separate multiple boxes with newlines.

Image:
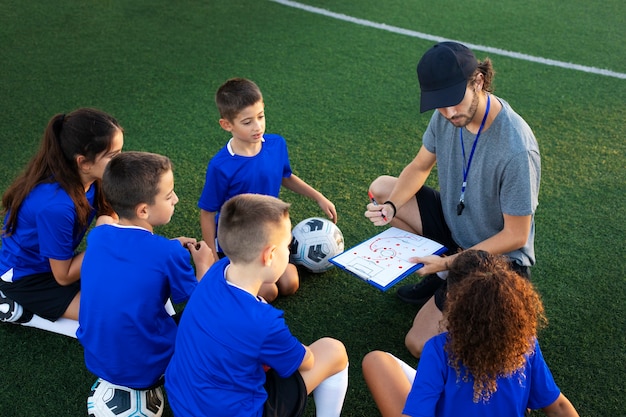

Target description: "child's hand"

left=174, top=236, right=197, bottom=248
left=187, top=240, right=215, bottom=279
left=95, top=214, right=118, bottom=226
left=317, top=197, right=338, bottom=224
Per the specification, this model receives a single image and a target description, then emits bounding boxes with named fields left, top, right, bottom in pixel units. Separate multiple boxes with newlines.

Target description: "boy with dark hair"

left=77, top=151, right=214, bottom=390
left=166, top=193, right=348, bottom=417
left=198, top=77, right=338, bottom=302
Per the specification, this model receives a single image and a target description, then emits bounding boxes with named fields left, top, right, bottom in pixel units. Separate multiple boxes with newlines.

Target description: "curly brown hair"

left=443, top=250, right=547, bottom=403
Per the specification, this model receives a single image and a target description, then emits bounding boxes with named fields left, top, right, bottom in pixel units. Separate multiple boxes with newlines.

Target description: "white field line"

left=269, top=0, right=626, bottom=80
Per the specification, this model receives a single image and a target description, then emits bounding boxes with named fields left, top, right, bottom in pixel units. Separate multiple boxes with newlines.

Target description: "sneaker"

left=0, top=290, right=32, bottom=323
left=396, top=274, right=445, bottom=305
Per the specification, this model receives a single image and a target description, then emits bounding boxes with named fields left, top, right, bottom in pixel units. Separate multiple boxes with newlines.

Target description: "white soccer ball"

left=87, top=378, right=164, bottom=417
left=290, top=217, right=344, bottom=273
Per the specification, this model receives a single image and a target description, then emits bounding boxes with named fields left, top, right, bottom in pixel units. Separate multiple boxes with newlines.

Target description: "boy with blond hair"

left=167, top=194, right=348, bottom=417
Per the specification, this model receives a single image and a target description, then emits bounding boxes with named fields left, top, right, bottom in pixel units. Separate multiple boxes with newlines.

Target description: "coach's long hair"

left=469, top=58, right=495, bottom=93
left=2, top=108, right=122, bottom=236
left=444, top=250, right=547, bottom=403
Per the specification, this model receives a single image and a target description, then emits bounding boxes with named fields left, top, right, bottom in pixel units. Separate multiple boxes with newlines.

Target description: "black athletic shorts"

left=416, top=185, right=531, bottom=311
left=263, top=368, right=307, bottom=417
left=415, top=185, right=534, bottom=283
left=0, top=272, right=79, bottom=321
left=415, top=186, right=461, bottom=254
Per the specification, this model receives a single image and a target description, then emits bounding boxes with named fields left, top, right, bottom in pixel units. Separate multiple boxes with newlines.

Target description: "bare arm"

left=412, top=213, right=532, bottom=275
left=186, top=240, right=215, bottom=280
left=200, top=209, right=219, bottom=256
left=95, top=212, right=119, bottom=226
left=49, top=253, right=84, bottom=286
left=282, top=174, right=337, bottom=223
left=541, top=393, right=580, bottom=417
left=366, top=145, right=436, bottom=226
left=388, top=145, right=437, bottom=208
left=298, top=345, right=314, bottom=372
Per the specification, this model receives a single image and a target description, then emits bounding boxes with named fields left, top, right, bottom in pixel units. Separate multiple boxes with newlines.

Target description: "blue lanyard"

left=457, top=94, right=491, bottom=216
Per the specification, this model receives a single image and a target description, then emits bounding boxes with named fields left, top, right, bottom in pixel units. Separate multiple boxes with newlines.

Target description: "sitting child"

left=198, top=77, right=338, bottom=302
left=77, top=151, right=214, bottom=389
left=166, top=193, right=348, bottom=417
left=362, top=250, right=579, bottom=417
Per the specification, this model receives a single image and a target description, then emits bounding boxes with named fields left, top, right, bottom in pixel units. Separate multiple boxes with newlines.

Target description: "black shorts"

left=263, top=368, right=307, bottom=417
left=0, top=272, right=79, bottom=321
left=415, top=186, right=461, bottom=254
left=416, top=186, right=532, bottom=278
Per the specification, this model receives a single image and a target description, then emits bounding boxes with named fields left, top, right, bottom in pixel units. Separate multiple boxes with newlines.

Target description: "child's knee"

left=320, top=337, right=348, bottom=367
left=259, top=283, right=279, bottom=303
left=362, top=350, right=385, bottom=372
left=277, top=264, right=300, bottom=295
left=404, top=331, right=425, bottom=359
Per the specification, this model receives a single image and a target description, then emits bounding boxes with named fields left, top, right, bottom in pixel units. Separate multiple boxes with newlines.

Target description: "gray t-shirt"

left=422, top=96, right=540, bottom=266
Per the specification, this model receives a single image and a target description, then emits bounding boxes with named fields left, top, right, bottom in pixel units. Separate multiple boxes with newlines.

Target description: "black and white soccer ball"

left=87, top=378, right=164, bottom=417
left=290, top=217, right=344, bottom=273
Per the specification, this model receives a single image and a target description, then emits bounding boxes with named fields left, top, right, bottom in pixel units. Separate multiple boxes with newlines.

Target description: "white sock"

left=386, top=352, right=417, bottom=385
left=21, top=315, right=78, bottom=338
left=312, top=362, right=349, bottom=417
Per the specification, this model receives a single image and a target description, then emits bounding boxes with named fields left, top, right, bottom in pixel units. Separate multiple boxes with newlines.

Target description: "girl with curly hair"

left=362, top=250, right=579, bottom=417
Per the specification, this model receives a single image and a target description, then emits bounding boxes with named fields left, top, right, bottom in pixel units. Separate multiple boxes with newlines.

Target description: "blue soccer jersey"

left=198, top=134, right=292, bottom=214
left=0, top=182, right=96, bottom=282
left=402, top=334, right=561, bottom=417
left=165, top=258, right=306, bottom=417
left=77, top=224, right=198, bottom=388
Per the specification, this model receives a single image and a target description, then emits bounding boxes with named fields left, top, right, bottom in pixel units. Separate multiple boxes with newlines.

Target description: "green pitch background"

left=1, top=1, right=624, bottom=416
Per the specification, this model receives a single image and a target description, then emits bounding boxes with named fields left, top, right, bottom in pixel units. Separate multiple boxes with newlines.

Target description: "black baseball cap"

left=417, top=42, right=478, bottom=113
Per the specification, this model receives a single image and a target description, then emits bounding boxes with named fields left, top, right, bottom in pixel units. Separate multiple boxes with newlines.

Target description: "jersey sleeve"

left=259, top=308, right=306, bottom=378
left=402, top=336, right=446, bottom=417
left=421, top=112, right=442, bottom=154
left=165, top=241, right=198, bottom=304
left=500, top=150, right=541, bottom=216
left=278, top=136, right=293, bottom=178
left=36, top=202, right=78, bottom=261
left=198, top=153, right=229, bottom=212
left=526, top=341, right=561, bottom=410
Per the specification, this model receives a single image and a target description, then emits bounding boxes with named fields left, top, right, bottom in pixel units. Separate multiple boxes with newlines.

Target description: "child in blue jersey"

left=166, top=193, right=349, bottom=417
left=0, top=108, right=124, bottom=324
left=198, top=77, right=338, bottom=302
left=362, top=250, right=579, bottom=417
left=77, top=151, right=214, bottom=390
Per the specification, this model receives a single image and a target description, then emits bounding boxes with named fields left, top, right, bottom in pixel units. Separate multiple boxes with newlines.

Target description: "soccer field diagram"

left=331, top=227, right=446, bottom=289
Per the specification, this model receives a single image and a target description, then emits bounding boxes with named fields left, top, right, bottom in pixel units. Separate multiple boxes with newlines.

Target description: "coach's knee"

left=405, top=329, right=425, bottom=359
left=369, top=175, right=396, bottom=202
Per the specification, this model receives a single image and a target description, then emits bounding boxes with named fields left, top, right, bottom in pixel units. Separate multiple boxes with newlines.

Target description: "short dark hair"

left=215, top=78, right=263, bottom=121
left=218, top=194, right=290, bottom=263
left=102, top=151, right=172, bottom=219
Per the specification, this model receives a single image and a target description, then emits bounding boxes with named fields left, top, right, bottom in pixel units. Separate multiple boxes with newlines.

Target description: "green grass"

left=1, top=1, right=625, bottom=416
